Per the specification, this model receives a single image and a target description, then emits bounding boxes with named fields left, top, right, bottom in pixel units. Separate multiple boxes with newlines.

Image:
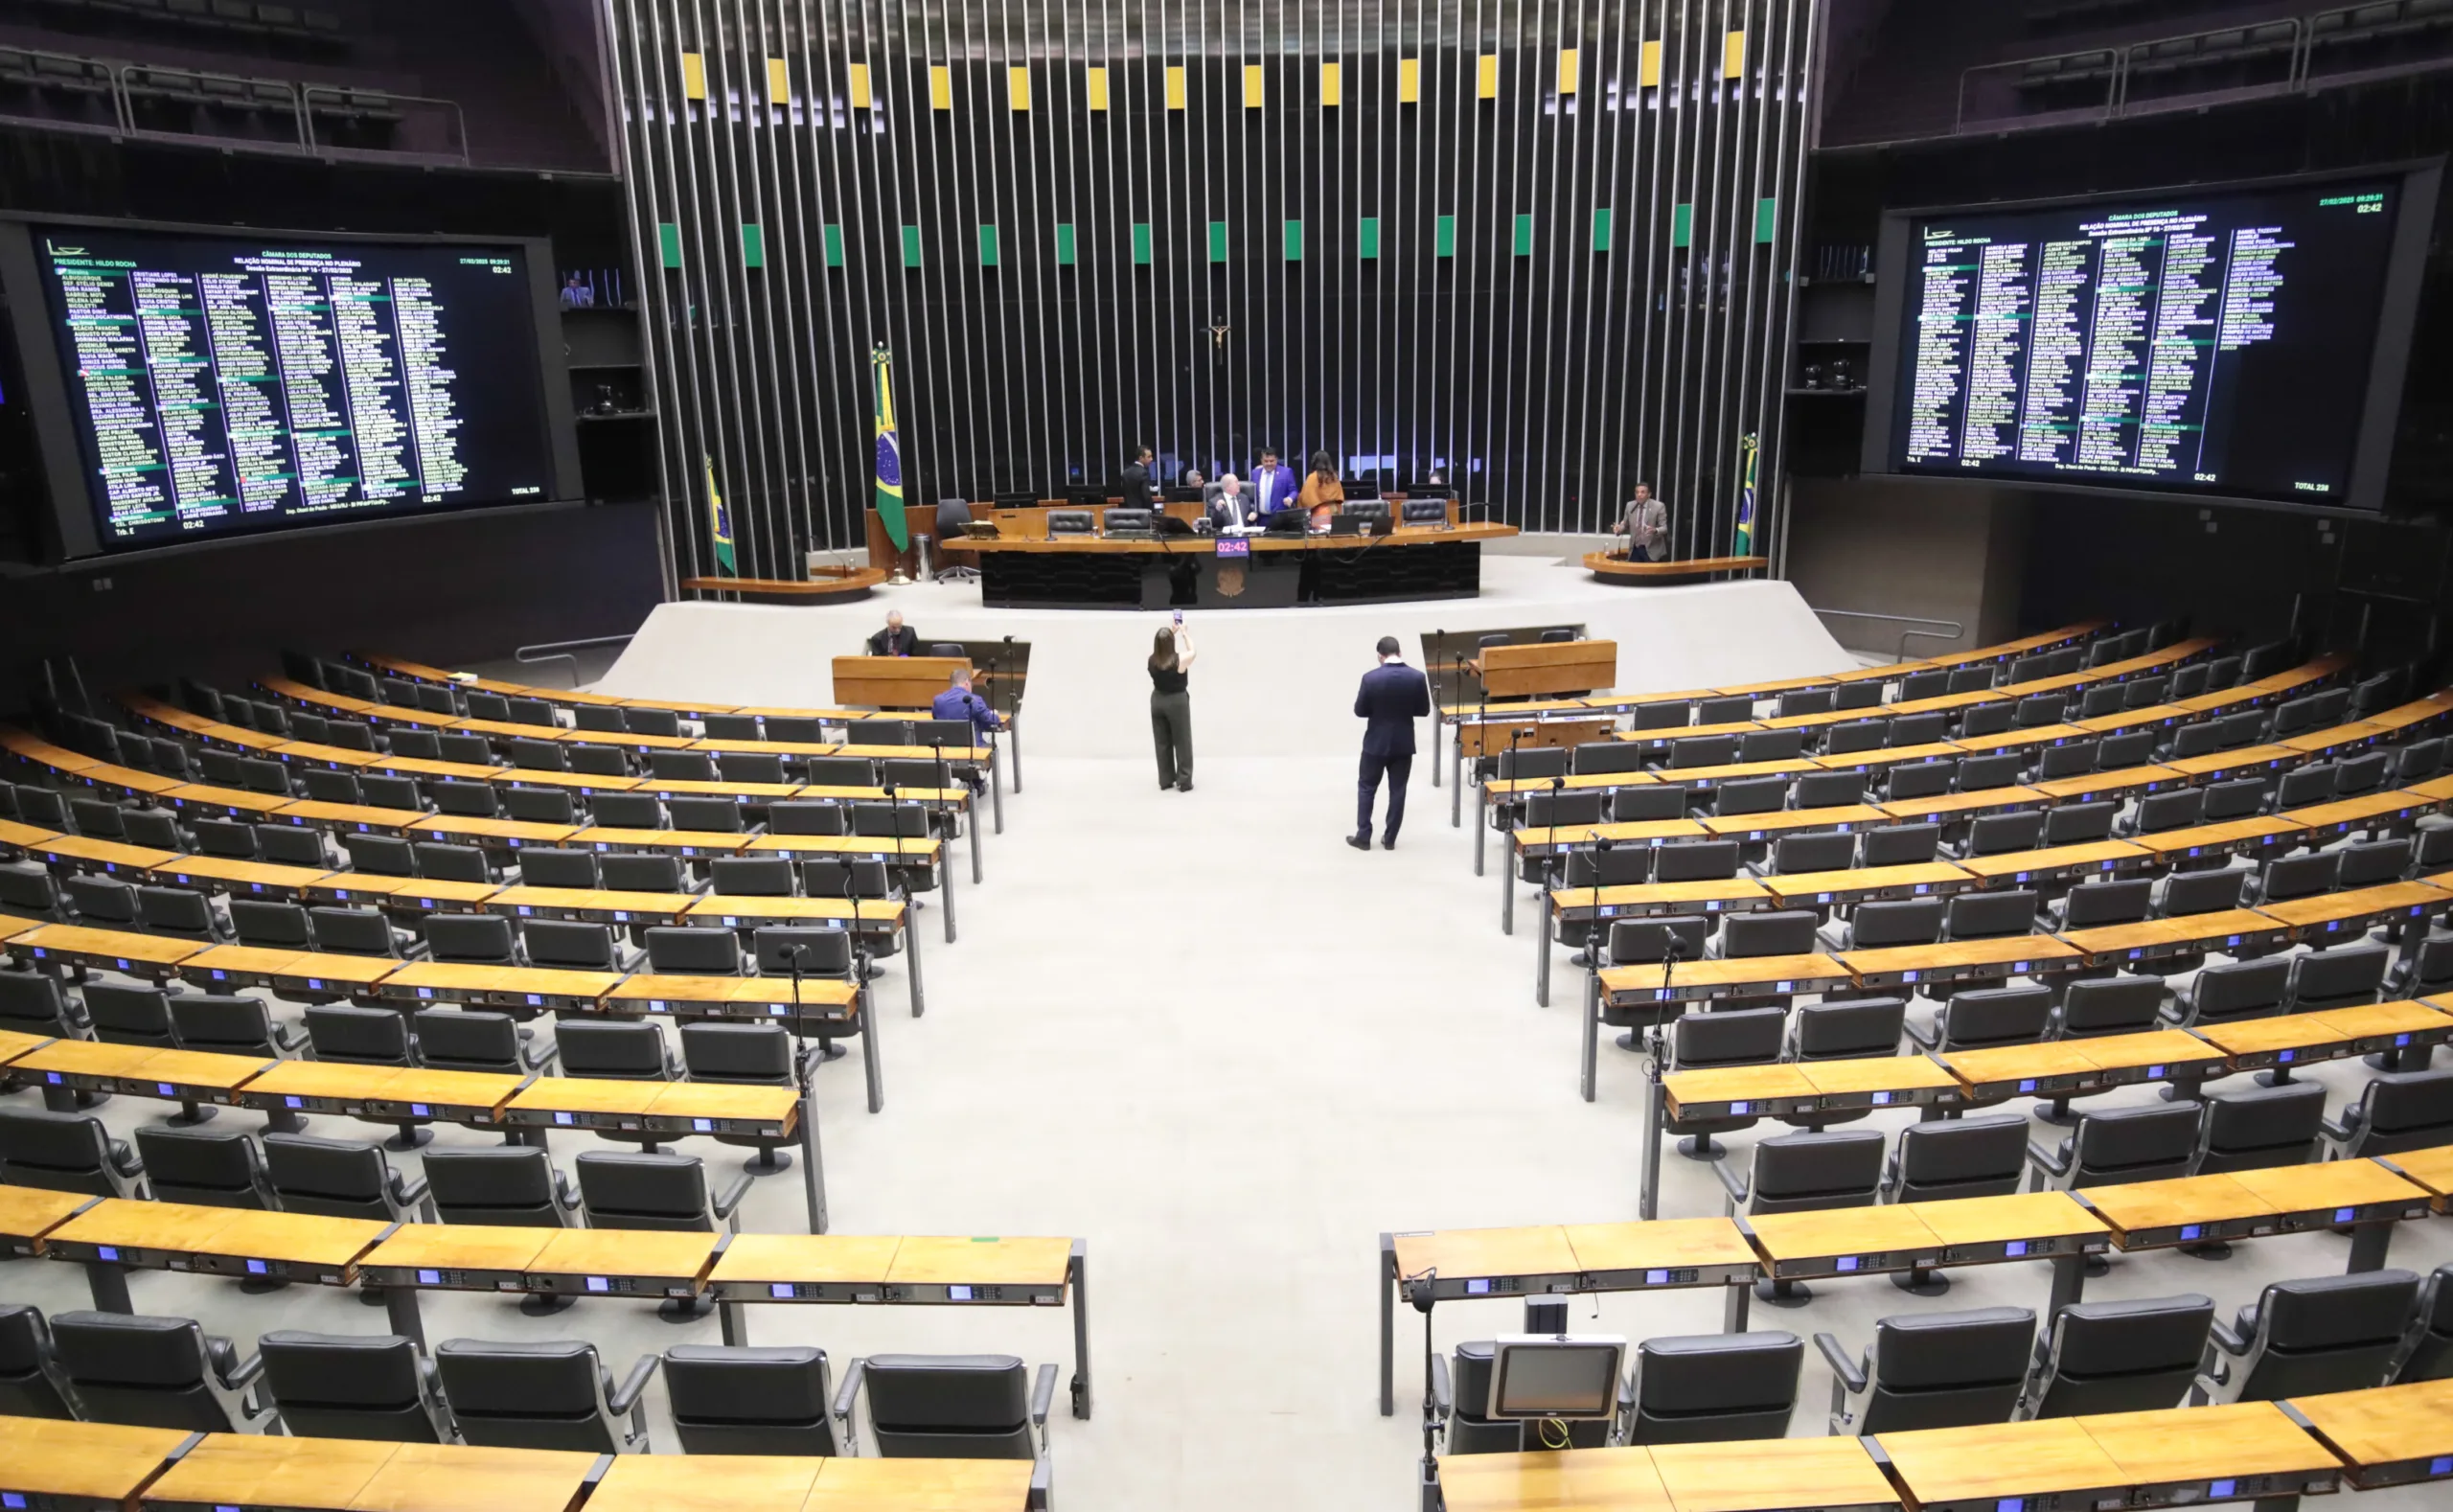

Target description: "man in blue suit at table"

left=931, top=669, right=1004, bottom=736
left=1350, top=635, right=1432, bottom=851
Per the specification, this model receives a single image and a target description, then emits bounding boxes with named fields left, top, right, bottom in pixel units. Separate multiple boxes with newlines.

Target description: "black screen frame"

left=1858, top=162, right=2443, bottom=515
left=0, top=212, right=584, bottom=561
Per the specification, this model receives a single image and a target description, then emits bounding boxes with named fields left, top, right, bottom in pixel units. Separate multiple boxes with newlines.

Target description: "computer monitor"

left=992, top=491, right=1036, bottom=509
left=1066, top=486, right=1111, bottom=505
left=1163, top=485, right=1206, bottom=503
left=1485, top=1335, right=1626, bottom=1422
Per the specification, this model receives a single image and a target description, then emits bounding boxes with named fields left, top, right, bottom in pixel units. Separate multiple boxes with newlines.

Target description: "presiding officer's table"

left=941, top=522, right=1521, bottom=608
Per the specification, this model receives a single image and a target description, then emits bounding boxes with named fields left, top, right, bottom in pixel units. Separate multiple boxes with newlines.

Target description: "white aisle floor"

left=11, top=738, right=2450, bottom=1510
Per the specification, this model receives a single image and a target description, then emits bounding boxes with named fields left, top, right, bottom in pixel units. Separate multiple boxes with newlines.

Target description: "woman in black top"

left=1148, top=622, right=1198, bottom=791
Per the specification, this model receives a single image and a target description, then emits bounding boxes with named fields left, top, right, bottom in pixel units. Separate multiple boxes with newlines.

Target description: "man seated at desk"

left=1204, top=472, right=1252, bottom=531
left=931, top=669, right=1005, bottom=739
left=867, top=609, right=919, bottom=657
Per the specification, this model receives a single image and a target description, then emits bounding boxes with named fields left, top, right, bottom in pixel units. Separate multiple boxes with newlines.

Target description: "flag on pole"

left=1734, top=433, right=1759, bottom=557
left=704, top=453, right=735, bottom=576
left=872, top=345, right=908, bottom=550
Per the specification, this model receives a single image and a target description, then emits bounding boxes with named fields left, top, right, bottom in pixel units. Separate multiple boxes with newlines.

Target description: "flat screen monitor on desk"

left=1487, top=1334, right=1626, bottom=1420
left=991, top=492, right=1036, bottom=509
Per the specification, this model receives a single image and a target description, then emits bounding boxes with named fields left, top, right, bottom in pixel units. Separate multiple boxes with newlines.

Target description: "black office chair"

left=2395, top=1263, right=2453, bottom=1384
left=1942, top=888, right=2039, bottom=941
left=2195, top=1082, right=2327, bottom=1176
left=1620, top=1332, right=1801, bottom=1444
left=1563, top=844, right=1651, bottom=889
left=131, top=1127, right=271, bottom=1209
left=558, top=1019, right=680, bottom=1084
left=2323, top=1068, right=2453, bottom=1157
left=1664, top=1008, right=1787, bottom=1155
left=2121, top=788, right=2205, bottom=836
left=1719, top=1132, right=1885, bottom=1303
left=574, top=1151, right=750, bottom=1236
left=2034, top=741, right=2101, bottom=781
left=1612, top=785, right=1689, bottom=821
left=645, top=926, right=745, bottom=974
left=262, top=1133, right=430, bottom=1223
left=2041, top=800, right=2118, bottom=847
left=136, top=885, right=224, bottom=942
left=0, top=1108, right=146, bottom=1197
left=838, top=1354, right=1058, bottom=1467
left=1883, top=761, right=1956, bottom=802
left=82, top=982, right=177, bottom=1048
left=2167, top=956, right=2288, bottom=1029
left=425, top=913, right=518, bottom=965
left=2054, top=975, right=2165, bottom=1041
left=0, top=1304, right=73, bottom=1419
left=1759, top=830, right=1856, bottom=876
left=1884, top=1116, right=2028, bottom=1206
left=434, top=1339, right=657, bottom=1452
left=1817, top=1308, right=2035, bottom=1434
left=422, top=1146, right=582, bottom=1228
left=2028, top=1101, right=2202, bottom=1191
left=663, top=1344, right=846, bottom=1455
left=2019, top=1294, right=2215, bottom=1418
left=0, top=972, right=84, bottom=1038
left=309, top=907, right=408, bottom=958
left=599, top=852, right=687, bottom=892
left=1570, top=742, right=1647, bottom=776
left=258, top=1331, right=452, bottom=1442
left=1432, top=1341, right=1534, bottom=1455
left=414, top=1009, right=554, bottom=1075
left=1710, top=910, right=1818, bottom=961
left=2052, top=878, right=2152, bottom=931
left=525, top=919, right=635, bottom=973
left=2288, top=944, right=2390, bottom=1013
left=1906, top=985, right=2052, bottom=1057
left=505, top=788, right=581, bottom=825
left=2155, top=865, right=2249, bottom=918
left=65, top=874, right=140, bottom=928
left=2198, top=1271, right=2421, bottom=1404
left=1786, top=997, right=1907, bottom=1065
left=50, top=1311, right=272, bottom=1431
left=1823, top=896, right=1943, bottom=951
left=768, top=802, right=850, bottom=837
left=1793, top=770, right=1865, bottom=809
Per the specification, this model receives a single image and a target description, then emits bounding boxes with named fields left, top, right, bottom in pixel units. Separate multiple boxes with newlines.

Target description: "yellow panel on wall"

left=1009, top=65, right=1031, bottom=110
left=1558, top=48, right=1578, bottom=94
left=680, top=51, right=706, bottom=102
left=1165, top=64, right=1187, bottom=109
left=766, top=57, right=790, bottom=104
left=1396, top=57, right=1420, bottom=103
left=1639, top=39, right=1662, bottom=87
left=1476, top=54, right=1498, bottom=99
left=1319, top=61, right=1341, bottom=105
left=1087, top=66, right=1110, bottom=110
left=1725, top=30, right=1747, bottom=78
left=1244, top=63, right=1265, bottom=107
left=928, top=64, right=952, bottom=109
left=848, top=62, right=873, bottom=109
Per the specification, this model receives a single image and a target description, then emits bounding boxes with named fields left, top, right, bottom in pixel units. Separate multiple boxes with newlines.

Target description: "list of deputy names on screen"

left=49, top=250, right=475, bottom=539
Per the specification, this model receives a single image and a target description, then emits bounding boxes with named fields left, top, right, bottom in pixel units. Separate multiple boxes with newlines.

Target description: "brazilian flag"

left=705, top=453, right=735, bottom=576
left=1734, top=434, right=1759, bottom=557
left=872, top=345, right=907, bottom=549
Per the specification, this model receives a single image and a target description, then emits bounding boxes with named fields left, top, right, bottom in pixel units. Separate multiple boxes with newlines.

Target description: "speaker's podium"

left=833, top=655, right=977, bottom=710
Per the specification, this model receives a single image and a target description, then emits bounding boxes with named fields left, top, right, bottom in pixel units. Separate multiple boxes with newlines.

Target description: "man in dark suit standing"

left=1350, top=635, right=1432, bottom=851
left=1119, top=446, right=1157, bottom=507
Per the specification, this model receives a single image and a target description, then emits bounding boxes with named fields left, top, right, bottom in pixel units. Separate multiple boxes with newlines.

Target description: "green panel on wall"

left=741, top=223, right=765, bottom=268
left=1671, top=203, right=1693, bottom=248
left=901, top=225, right=923, bottom=266
left=1132, top=221, right=1153, bottom=264
left=1209, top=220, right=1228, bottom=263
left=1511, top=213, right=1532, bottom=256
left=1591, top=208, right=1612, bottom=252
left=1358, top=217, right=1381, bottom=260
left=978, top=224, right=1000, bottom=265
left=1433, top=215, right=1456, bottom=257
left=1755, top=197, right=1778, bottom=243
left=1283, top=218, right=1303, bottom=261
left=657, top=222, right=681, bottom=268
left=822, top=223, right=844, bottom=267
left=1055, top=222, right=1077, bottom=265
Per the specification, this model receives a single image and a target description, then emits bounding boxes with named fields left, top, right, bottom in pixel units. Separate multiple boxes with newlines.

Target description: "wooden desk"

left=1511, top=819, right=1710, bottom=857
left=273, top=740, right=387, bottom=770
left=1812, top=741, right=1962, bottom=774
left=2075, top=1401, right=2342, bottom=1503
left=2227, top=1159, right=2434, bottom=1238
left=370, top=961, right=620, bottom=1013
left=1955, top=838, right=2150, bottom=887
left=1698, top=804, right=1893, bottom=841
left=18, top=833, right=180, bottom=876
left=0, top=1415, right=193, bottom=1510
left=1477, top=639, right=1618, bottom=699
left=2126, top=814, right=2307, bottom=864
left=2056, top=908, right=2292, bottom=969
left=1950, top=722, right=2090, bottom=755
left=1937, top=1041, right=2105, bottom=1101
left=1662, top=1064, right=1816, bottom=1120
left=584, top=1455, right=820, bottom=1512
left=43, top=1196, right=248, bottom=1269
left=0, top=1183, right=97, bottom=1254
left=1388, top=1226, right=1583, bottom=1301
left=1906, top=1190, right=2110, bottom=1266
left=2285, top=721, right=2391, bottom=758
left=1837, top=934, right=2079, bottom=990
left=144, top=854, right=333, bottom=901
left=1761, top=862, right=1975, bottom=909
left=0, top=1026, right=53, bottom=1067
left=348, top=1442, right=600, bottom=1512
left=272, top=800, right=424, bottom=835
left=159, top=782, right=296, bottom=818
left=2288, top=789, right=2436, bottom=838
left=178, top=946, right=402, bottom=997
left=630, top=779, right=804, bottom=803
left=2289, top=1378, right=2453, bottom=1489
left=604, top=973, right=863, bottom=1024
left=1746, top=1205, right=1940, bottom=1282
left=178, top=1208, right=389, bottom=1284
left=143, top=1432, right=400, bottom=1512
left=681, top=895, right=905, bottom=932
left=1596, top=953, right=1852, bottom=1007
left=234, top=1060, right=409, bottom=1119
left=804, top=1458, right=1037, bottom=1512
left=0, top=816, right=57, bottom=857
left=2076, top=1172, right=2279, bottom=1250
left=1436, top=1447, right=1673, bottom=1512
left=563, top=825, right=754, bottom=857
left=479, top=885, right=697, bottom=926
left=2163, top=743, right=2304, bottom=784
left=503, top=1079, right=796, bottom=1139
left=2197, top=1000, right=2453, bottom=1075
left=369, top=756, right=510, bottom=781
left=17, top=1040, right=272, bottom=1112
left=1483, top=770, right=1662, bottom=799
left=402, top=815, right=580, bottom=848
left=297, top=875, right=501, bottom=911
left=1548, top=878, right=1770, bottom=926
left=2030, top=765, right=2187, bottom=804
left=1648, top=1436, right=1900, bottom=1512
left=2257, top=880, right=2446, bottom=944
left=1623, top=720, right=1766, bottom=755
left=833, top=654, right=976, bottom=710
left=4, top=923, right=203, bottom=975
left=1876, top=1418, right=2130, bottom=1512
left=1559, top=1219, right=1761, bottom=1291
left=525, top=1227, right=717, bottom=1299
left=355, top=1223, right=555, bottom=1292
left=1875, top=787, right=2051, bottom=825
left=2379, top=1144, right=2453, bottom=1212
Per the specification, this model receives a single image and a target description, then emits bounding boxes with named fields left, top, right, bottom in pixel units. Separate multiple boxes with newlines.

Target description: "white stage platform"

left=596, top=556, right=1853, bottom=759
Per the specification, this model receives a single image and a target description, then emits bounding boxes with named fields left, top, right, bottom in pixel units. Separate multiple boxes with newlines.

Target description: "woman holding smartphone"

left=1149, top=614, right=1197, bottom=791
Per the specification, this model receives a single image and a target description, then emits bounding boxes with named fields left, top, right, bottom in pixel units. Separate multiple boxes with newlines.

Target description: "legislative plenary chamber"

left=6, top=2, right=2453, bottom=1510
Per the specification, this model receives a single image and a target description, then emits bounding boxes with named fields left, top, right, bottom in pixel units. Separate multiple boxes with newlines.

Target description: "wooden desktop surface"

left=1560, top=1219, right=1759, bottom=1275
left=2192, top=1001, right=2452, bottom=1060
left=2074, top=1401, right=2340, bottom=1489
left=1699, top=805, right=1891, bottom=838
left=2227, top=1159, right=2430, bottom=1217
left=378, top=962, right=624, bottom=1000
left=683, top=895, right=906, bottom=927
left=149, top=855, right=335, bottom=891
left=2381, top=1143, right=2453, bottom=1202
left=181, top=947, right=402, bottom=989
left=0, top=1025, right=52, bottom=1064
left=2077, top=1173, right=2275, bottom=1237
left=1514, top=819, right=1710, bottom=849
left=709, top=1231, right=906, bottom=1285
left=606, top=974, right=862, bottom=1011
left=2288, top=1378, right=2453, bottom=1475
left=360, top=1224, right=555, bottom=1275
left=1744, top=1206, right=1938, bottom=1265
left=1391, top=1226, right=1581, bottom=1287
left=1761, top=863, right=1971, bottom=906
left=348, top=1442, right=599, bottom=1512
left=562, top=826, right=754, bottom=854
left=1550, top=879, right=1769, bottom=913
left=1799, top=1055, right=1962, bottom=1101
left=145, top=1432, right=401, bottom=1512
left=2056, top=908, right=2287, bottom=963
left=1837, top=934, right=2080, bottom=977
left=1662, top=1064, right=1814, bottom=1112
left=2066, top=1029, right=2228, bottom=1076
left=1875, top=1418, right=2128, bottom=1505
left=0, top=1413, right=194, bottom=1501
left=50, top=1196, right=247, bottom=1254
left=1906, top=1191, right=2108, bottom=1249
left=585, top=1454, right=821, bottom=1512
left=0, top=1183, right=95, bottom=1245
left=6, top=923, right=204, bottom=967
left=886, top=1235, right=1074, bottom=1288
left=1436, top=1446, right=1674, bottom=1512
left=481, top=886, right=698, bottom=923
left=526, top=1228, right=718, bottom=1283
left=1596, top=953, right=1852, bottom=998
left=1938, top=1041, right=2103, bottom=1088
left=1646, top=1436, right=1899, bottom=1512
left=1955, top=839, right=2146, bottom=882
left=801, top=1456, right=1037, bottom=1512
left=2029, top=765, right=2184, bottom=801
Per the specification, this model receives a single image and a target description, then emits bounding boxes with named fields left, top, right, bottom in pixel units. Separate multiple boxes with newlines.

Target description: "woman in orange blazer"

left=1298, top=450, right=1344, bottom=527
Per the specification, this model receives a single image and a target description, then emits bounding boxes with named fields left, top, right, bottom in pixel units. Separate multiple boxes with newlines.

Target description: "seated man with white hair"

left=1204, top=472, right=1250, bottom=531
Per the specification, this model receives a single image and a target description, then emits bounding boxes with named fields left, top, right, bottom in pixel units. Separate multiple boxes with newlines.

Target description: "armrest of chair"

left=2027, top=1138, right=2072, bottom=1180
left=607, top=1352, right=659, bottom=1416
left=832, top=1358, right=866, bottom=1423
left=1813, top=1332, right=1868, bottom=1395
left=220, top=1349, right=266, bottom=1390
left=2208, top=1318, right=2251, bottom=1357
left=2321, top=1108, right=2359, bottom=1142
left=391, top=1170, right=430, bottom=1206
left=1029, top=1361, right=1059, bottom=1448
left=711, top=1170, right=754, bottom=1228
left=109, top=1140, right=145, bottom=1179
left=1902, top=1016, right=1938, bottom=1051
left=522, top=1038, right=561, bottom=1073
left=269, top=1019, right=302, bottom=1053
left=551, top=1165, right=580, bottom=1215
left=1712, top=1159, right=1751, bottom=1210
